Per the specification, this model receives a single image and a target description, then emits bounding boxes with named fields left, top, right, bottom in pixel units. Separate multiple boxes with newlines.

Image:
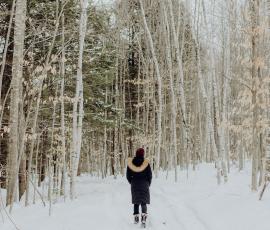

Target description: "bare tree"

left=7, top=0, right=27, bottom=207
left=70, top=0, right=88, bottom=199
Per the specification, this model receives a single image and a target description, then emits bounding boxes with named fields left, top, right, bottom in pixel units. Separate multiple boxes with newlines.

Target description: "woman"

left=126, top=148, right=152, bottom=226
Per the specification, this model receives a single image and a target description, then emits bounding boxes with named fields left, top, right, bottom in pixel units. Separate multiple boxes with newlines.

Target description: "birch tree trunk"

left=161, top=1, right=178, bottom=181
left=102, top=75, right=108, bottom=178
left=251, top=0, right=260, bottom=191
left=218, top=0, right=232, bottom=182
left=60, top=11, right=67, bottom=200
left=7, top=0, right=27, bottom=207
left=167, top=0, right=189, bottom=152
left=48, top=84, right=58, bottom=216
left=70, top=0, right=87, bottom=199
left=139, top=0, right=163, bottom=175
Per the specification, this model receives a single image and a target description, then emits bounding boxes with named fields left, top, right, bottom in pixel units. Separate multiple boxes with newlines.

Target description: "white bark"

left=251, top=0, right=260, bottom=191
left=161, top=1, right=178, bottom=181
left=70, top=0, right=87, bottom=199
left=139, top=0, right=162, bottom=175
left=218, top=0, right=232, bottom=182
left=60, top=12, right=67, bottom=200
left=7, top=0, right=27, bottom=208
left=167, top=0, right=189, bottom=146
left=49, top=84, right=58, bottom=215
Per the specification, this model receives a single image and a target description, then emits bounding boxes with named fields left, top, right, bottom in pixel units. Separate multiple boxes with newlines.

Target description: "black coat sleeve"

left=146, top=164, right=152, bottom=186
left=126, top=167, right=132, bottom=184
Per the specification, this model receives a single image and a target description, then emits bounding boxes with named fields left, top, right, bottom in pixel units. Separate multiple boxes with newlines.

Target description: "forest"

left=0, top=0, right=270, bottom=229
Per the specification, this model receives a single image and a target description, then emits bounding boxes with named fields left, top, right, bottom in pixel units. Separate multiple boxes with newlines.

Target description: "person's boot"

left=134, top=214, right=139, bottom=224
left=141, top=213, right=147, bottom=228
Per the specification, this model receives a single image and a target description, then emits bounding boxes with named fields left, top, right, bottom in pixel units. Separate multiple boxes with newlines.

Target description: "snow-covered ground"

left=1, top=163, right=270, bottom=230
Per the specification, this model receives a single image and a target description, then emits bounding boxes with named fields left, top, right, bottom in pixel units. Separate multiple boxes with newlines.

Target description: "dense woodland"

left=0, top=0, right=269, bottom=211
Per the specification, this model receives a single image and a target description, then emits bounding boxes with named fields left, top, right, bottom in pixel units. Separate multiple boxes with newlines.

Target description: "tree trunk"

left=139, top=0, right=162, bottom=175
left=161, top=1, right=178, bottom=181
left=70, top=0, right=87, bottom=199
left=6, top=0, right=27, bottom=208
left=251, top=0, right=260, bottom=191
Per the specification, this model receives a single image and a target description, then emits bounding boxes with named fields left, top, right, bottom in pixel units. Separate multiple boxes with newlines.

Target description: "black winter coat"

left=126, top=156, right=152, bottom=204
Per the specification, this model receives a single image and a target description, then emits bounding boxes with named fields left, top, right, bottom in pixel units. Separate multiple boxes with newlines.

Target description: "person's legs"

left=141, top=204, right=147, bottom=225
left=134, top=204, right=139, bottom=215
left=133, top=204, right=140, bottom=224
left=141, top=203, right=147, bottom=214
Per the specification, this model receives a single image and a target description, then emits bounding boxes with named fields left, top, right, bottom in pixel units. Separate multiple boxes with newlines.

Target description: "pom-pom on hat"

left=136, top=148, right=145, bottom=157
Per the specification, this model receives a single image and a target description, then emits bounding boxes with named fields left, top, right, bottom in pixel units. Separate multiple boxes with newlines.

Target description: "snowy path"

left=1, top=164, right=270, bottom=230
